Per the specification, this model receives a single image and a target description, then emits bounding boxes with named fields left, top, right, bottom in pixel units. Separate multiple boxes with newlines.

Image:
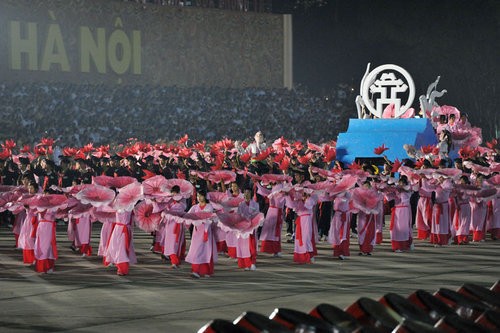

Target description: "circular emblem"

left=361, top=64, right=415, bottom=118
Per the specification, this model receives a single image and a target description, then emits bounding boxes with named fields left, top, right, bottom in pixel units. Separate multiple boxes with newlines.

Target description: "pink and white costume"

left=152, top=201, right=169, bottom=254
left=68, top=213, right=93, bottom=256
left=328, top=192, right=351, bottom=258
left=415, top=178, right=433, bottom=240
left=386, top=189, right=413, bottom=252
left=185, top=203, right=217, bottom=277
left=453, top=189, right=471, bottom=245
left=486, top=193, right=500, bottom=240
left=257, top=183, right=285, bottom=255
left=431, top=179, right=453, bottom=246
left=103, top=210, right=137, bottom=275
left=162, top=199, right=187, bottom=266
left=286, top=194, right=318, bottom=264
left=236, top=199, right=260, bottom=269
left=12, top=210, right=25, bottom=248
left=18, top=207, right=37, bottom=264
left=34, top=209, right=58, bottom=273
left=470, top=195, right=488, bottom=242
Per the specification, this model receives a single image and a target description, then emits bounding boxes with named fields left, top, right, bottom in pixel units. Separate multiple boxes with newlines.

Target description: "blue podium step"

left=336, top=118, right=438, bottom=165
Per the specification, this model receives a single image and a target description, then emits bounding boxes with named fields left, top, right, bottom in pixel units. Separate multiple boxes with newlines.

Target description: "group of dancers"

left=0, top=127, right=498, bottom=278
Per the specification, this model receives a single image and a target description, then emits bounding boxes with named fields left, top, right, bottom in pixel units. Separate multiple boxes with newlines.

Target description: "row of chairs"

left=198, top=280, right=500, bottom=332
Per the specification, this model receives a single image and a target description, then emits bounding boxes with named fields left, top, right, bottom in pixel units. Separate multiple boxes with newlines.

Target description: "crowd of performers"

left=0, top=117, right=498, bottom=277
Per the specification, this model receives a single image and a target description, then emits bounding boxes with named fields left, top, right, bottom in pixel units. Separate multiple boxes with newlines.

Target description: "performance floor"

left=0, top=222, right=498, bottom=332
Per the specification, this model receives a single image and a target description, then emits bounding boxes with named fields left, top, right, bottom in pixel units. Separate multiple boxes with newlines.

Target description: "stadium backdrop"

left=0, top=0, right=292, bottom=89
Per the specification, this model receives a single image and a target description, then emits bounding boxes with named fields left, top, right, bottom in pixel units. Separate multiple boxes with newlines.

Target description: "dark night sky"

left=292, top=0, right=500, bottom=138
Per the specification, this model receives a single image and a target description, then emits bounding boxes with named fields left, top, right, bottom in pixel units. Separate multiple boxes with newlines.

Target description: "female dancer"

left=185, top=191, right=217, bottom=278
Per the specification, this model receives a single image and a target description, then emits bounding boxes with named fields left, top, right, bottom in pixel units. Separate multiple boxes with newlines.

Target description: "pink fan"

left=7, top=193, right=34, bottom=214
left=216, top=212, right=248, bottom=231
left=165, top=178, right=194, bottom=199
left=134, top=201, right=162, bottom=232
left=310, top=167, right=338, bottom=180
left=60, top=184, right=90, bottom=195
left=7, top=202, right=25, bottom=214
left=476, top=146, right=494, bottom=156
left=207, top=170, right=236, bottom=184
left=91, top=206, right=116, bottom=223
left=236, top=169, right=261, bottom=182
left=190, top=170, right=209, bottom=180
left=304, top=181, right=334, bottom=192
left=27, top=194, right=68, bottom=211
left=142, top=175, right=169, bottom=197
left=455, top=184, right=480, bottom=193
left=217, top=212, right=264, bottom=238
left=161, top=209, right=186, bottom=220
left=328, top=174, right=358, bottom=195
left=0, top=191, right=22, bottom=209
left=0, top=185, right=18, bottom=193
left=475, top=188, right=498, bottom=201
left=434, top=168, right=462, bottom=179
left=472, top=164, right=491, bottom=175
left=238, top=213, right=265, bottom=237
left=288, top=185, right=314, bottom=201
left=180, top=211, right=216, bottom=226
left=222, top=196, right=245, bottom=208
left=260, top=173, right=292, bottom=185
left=108, top=176, right=138, bottom=189
left=463, top=161, right=491, bottom=176
left=75, top=184, right=116, bottom=207
left=489, top=163, right=500, bottom=173
left=92, top=175, right=114, bottom=187
left=207, top=192, right=227, bottom=204
left=416, top=169, right=436, bottom=179
left=68, top=203, right=93, bottom=218
left=398, top=166, right=422, bottom=185
left=342, top=169, right=369, bottom=182
left=487, top=174, right=500, bottom=187
left=350, top=188, right=380, bottom=214
left=113, top=182, right=144, bottom=212
left=439, top=105, right=461, bottom=118
left=93, top=175, right=137, bottom=189
left=451, top=130, right=471, bottom=144
left=55, top=197, right=80, bottom=216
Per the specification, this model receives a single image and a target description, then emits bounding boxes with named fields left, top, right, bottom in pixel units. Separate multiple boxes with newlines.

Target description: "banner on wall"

left=0, top=0, right=291, bottom=88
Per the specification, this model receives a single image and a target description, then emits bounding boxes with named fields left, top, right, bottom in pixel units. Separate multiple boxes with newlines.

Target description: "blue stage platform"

left=336, top=118, right=438, bottom=165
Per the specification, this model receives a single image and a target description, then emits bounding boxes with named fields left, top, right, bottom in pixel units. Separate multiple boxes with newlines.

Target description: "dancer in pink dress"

left=385, top=176, right=414, bottom=252
left=470, top=175, right=490, bottom=242
left=185, top=191, right=217, bottom=278
left=162, top=185, right=187, bottom=269
left=224, top=182, right=243, bottom=258
left=256, top=182, right=286, bottom=257
left=453, top=176, right=472, bottom=245
left=34, top=208, right=59, bottom=273
left=486, top=176, right=500, bottom=240
left=18, top=182, right=38, bottom=265
left=236, top=188, right=260, bottom=270
left=104, top=210, right=137, bottom=276
left=328, top=191, right=351, bottom=260
left=68, top=210, right=93, bottom=257
left=415, top=176, right=434, bottom=240
left=285, top=189, right=318, bottom=264
left=352, top=183, right=381, bottom=256
left=430, top=177, right=453, bottom=246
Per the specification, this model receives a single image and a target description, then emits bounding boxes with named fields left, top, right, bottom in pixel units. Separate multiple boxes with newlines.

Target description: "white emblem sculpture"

left=419, top=76, right=447, bottom=119
left=355, top=63, right=416, bottom=119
